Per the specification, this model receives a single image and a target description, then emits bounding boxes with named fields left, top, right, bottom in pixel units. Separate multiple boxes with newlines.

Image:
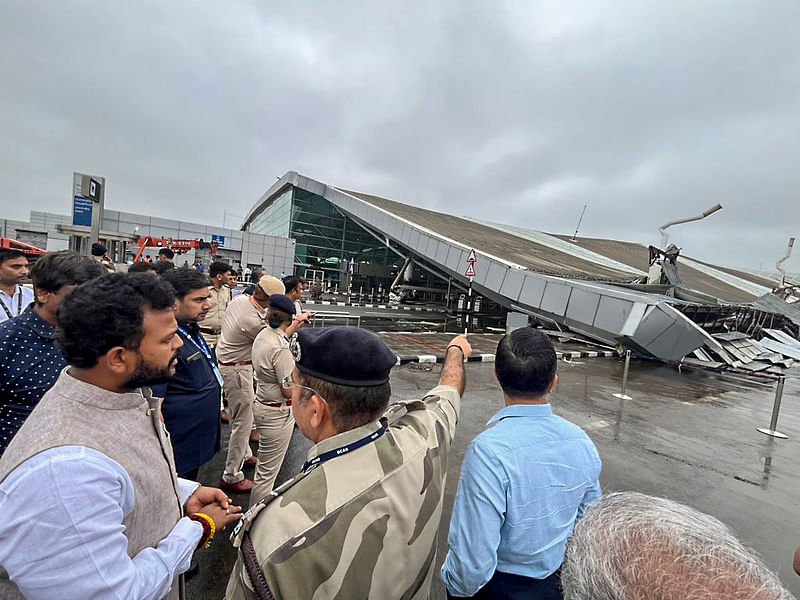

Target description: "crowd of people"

left=0, top=246, right=797, bottom=599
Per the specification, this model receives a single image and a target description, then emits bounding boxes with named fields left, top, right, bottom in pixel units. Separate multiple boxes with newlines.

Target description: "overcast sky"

left=1, top=1, right=798, bottom=270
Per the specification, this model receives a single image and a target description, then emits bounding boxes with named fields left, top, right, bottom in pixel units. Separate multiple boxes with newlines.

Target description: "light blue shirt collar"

left=487, top=403, right=552, bottom=426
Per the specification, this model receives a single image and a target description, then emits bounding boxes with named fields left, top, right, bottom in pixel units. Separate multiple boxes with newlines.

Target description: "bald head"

left=562, top=492, right=792, bottom=600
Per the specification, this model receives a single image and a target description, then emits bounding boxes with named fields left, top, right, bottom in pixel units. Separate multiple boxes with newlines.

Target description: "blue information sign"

left=73, top=196, right=93, bottom=227
left=211, top=234, right=225, bottom=247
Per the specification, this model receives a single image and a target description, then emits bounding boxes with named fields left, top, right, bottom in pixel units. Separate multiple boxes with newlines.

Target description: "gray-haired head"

left=562, top=492, right=793, bottom=600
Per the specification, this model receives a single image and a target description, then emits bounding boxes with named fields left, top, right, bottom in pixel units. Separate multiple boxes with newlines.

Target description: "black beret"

left=268, top=293, right=296, bottom=315
left=294, top=327, right=397, bottom=386
left=91, top=243, right=107, bottom=256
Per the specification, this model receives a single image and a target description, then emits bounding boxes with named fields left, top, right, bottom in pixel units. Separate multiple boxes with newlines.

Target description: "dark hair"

left=128, top=261, right=158, bottom=273
left=267, top=308, right=291, bottom=329
left=298, top=373, right=391, bottom=431
left=56, top=273, right=176, bottom=368
left=158, top=247, right=175, bottom=259
left=495, top=328, right=557, bottom=398
left=283, top=275, right=306, bottom=294
left=160, top=267, right=208, bottom=298
left=30, top=251, right=105, bottom=300
left=154, top=261, right=175, bottom=275
left=209, top=261, right=232, bottom=278
left=0, top=249, right=26, bottom=267
left=249, top=268, right=264, bottom=283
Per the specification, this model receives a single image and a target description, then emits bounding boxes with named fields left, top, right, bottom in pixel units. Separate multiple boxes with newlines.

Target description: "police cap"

left=268, top=294, right=296, bottom=315
left=258, top=275, right=285, bottom=296
left=295, top=327, right=397, bottom=387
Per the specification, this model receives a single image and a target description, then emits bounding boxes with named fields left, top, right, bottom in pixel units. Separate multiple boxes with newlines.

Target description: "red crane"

left=133, top=237, right=219, bottom=263
left=0, top=238, right=47, bottom=258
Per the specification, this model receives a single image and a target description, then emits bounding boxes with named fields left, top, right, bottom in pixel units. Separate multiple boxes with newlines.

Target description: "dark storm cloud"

left=0, top=0, right=797, bottom=270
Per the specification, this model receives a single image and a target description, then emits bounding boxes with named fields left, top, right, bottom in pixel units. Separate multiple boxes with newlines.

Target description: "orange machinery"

left=0, top=238, right=47, bottom=258
left=133, top=236, right=219, bottom=263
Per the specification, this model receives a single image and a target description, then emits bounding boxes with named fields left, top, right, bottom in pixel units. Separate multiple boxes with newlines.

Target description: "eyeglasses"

left=281, top=375, right=327, bottom=404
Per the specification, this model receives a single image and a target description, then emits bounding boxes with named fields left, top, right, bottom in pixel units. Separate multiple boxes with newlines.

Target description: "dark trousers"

left=179, top=467, right=200, bottom=481
left=447, top=569, right=562, bottom=600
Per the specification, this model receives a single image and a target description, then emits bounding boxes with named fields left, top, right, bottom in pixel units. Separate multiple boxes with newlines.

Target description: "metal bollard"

left=613, top=350, right=632, bottom=400
left=757, top=377, right=788, bottom=439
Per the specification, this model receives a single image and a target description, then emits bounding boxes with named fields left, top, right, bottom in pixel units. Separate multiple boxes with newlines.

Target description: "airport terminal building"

left=243, top=171, right=799, bottom=364
left=2, top=209, right=294, bottom=277
left=3, top=170, right=796, bottom=365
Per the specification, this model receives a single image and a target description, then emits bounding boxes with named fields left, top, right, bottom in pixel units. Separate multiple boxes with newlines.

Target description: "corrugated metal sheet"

left=679, top=257, right=772, bottom=298
left=552, top=235, right=761, bottom=303
left=760, top=338, right=800, bottom=360
left=752, top=295, right=800, bottom=327
left=475, top=221, right=648, bottom=277
left=340, top=189, right=639, bottom=283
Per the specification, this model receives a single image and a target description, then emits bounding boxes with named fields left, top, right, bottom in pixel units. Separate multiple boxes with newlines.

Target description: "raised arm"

left=438, top=335, right=472, bottom=396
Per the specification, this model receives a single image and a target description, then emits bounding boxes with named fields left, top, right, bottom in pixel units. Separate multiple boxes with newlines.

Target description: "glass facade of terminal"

left=246, top=189, right=291, bottom=238
left=245, top=186, right=405, bottom=290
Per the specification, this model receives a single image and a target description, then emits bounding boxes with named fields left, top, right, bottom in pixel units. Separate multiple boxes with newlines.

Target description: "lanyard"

left=249, top=296, right=267, bottom=318
left=302, top=424, right=387, bottom=473
left=0, top=286, right=23, bottom=319
left=177, top=325, right=225, bottom=387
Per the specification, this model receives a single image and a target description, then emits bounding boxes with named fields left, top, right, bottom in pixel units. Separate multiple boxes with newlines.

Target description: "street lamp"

left=658, top=203, right=722, bottom=249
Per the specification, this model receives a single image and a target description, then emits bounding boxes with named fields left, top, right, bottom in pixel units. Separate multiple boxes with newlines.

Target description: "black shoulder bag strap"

left=241, top=532, right=276, bottom=600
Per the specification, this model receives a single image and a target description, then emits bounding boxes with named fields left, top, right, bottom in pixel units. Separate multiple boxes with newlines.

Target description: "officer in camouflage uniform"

left=225, top=327, right=472, bottom=600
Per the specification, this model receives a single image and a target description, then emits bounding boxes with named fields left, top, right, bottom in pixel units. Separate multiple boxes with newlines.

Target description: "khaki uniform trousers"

left=250, top=401, right=294, bottom=505
left=220, top=364, right=255, bottom=484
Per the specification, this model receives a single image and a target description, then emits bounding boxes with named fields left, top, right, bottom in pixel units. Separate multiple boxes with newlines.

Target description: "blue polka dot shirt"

left=0, top=305, right=65, bottom=454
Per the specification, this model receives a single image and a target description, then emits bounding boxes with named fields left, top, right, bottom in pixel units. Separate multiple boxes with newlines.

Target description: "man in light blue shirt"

left=442, top=328, right=602, bottom=599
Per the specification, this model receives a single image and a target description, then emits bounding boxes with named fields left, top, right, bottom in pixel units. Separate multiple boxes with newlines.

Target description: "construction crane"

left=133, top=237, right=219, bottom=263
left=0, top=238, right=47, bottom=258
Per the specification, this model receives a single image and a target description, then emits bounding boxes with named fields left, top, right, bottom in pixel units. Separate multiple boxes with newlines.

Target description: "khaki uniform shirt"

left=216, top=294, right=265, bottom=365
left=251, top=327, right=294, bottom=405
left=199, top=285, right=232, bottom=347
left=225, top=384, right=461, bottom=600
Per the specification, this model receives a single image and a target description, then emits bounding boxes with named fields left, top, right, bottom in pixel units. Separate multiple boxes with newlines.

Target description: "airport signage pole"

left=613, top=350, right=633, bottom=401
left=757, top=376, right=788, bottom=439
left=464, top=250, right=477, bottom=336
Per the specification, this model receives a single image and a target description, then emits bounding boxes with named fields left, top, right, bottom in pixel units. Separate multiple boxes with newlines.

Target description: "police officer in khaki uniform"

left=216, top=275, right=285, bottom=494
left=225, top=327, right=472, bottom=600
left=248, top=294, right=298, bottom=505
left=199, top=261, right=234, bottom=349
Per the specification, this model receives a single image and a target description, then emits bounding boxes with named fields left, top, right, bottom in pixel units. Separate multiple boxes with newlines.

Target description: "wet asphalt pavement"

left=187, top=354, right=800, bottom=598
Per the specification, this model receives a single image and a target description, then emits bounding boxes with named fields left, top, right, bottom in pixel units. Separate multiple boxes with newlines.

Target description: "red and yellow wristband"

left=188, top=513, right=216, bottom=549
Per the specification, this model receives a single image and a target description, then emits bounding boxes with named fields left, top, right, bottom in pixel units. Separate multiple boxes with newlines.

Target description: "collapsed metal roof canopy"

left=244, top=172, right=775, bottom=361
